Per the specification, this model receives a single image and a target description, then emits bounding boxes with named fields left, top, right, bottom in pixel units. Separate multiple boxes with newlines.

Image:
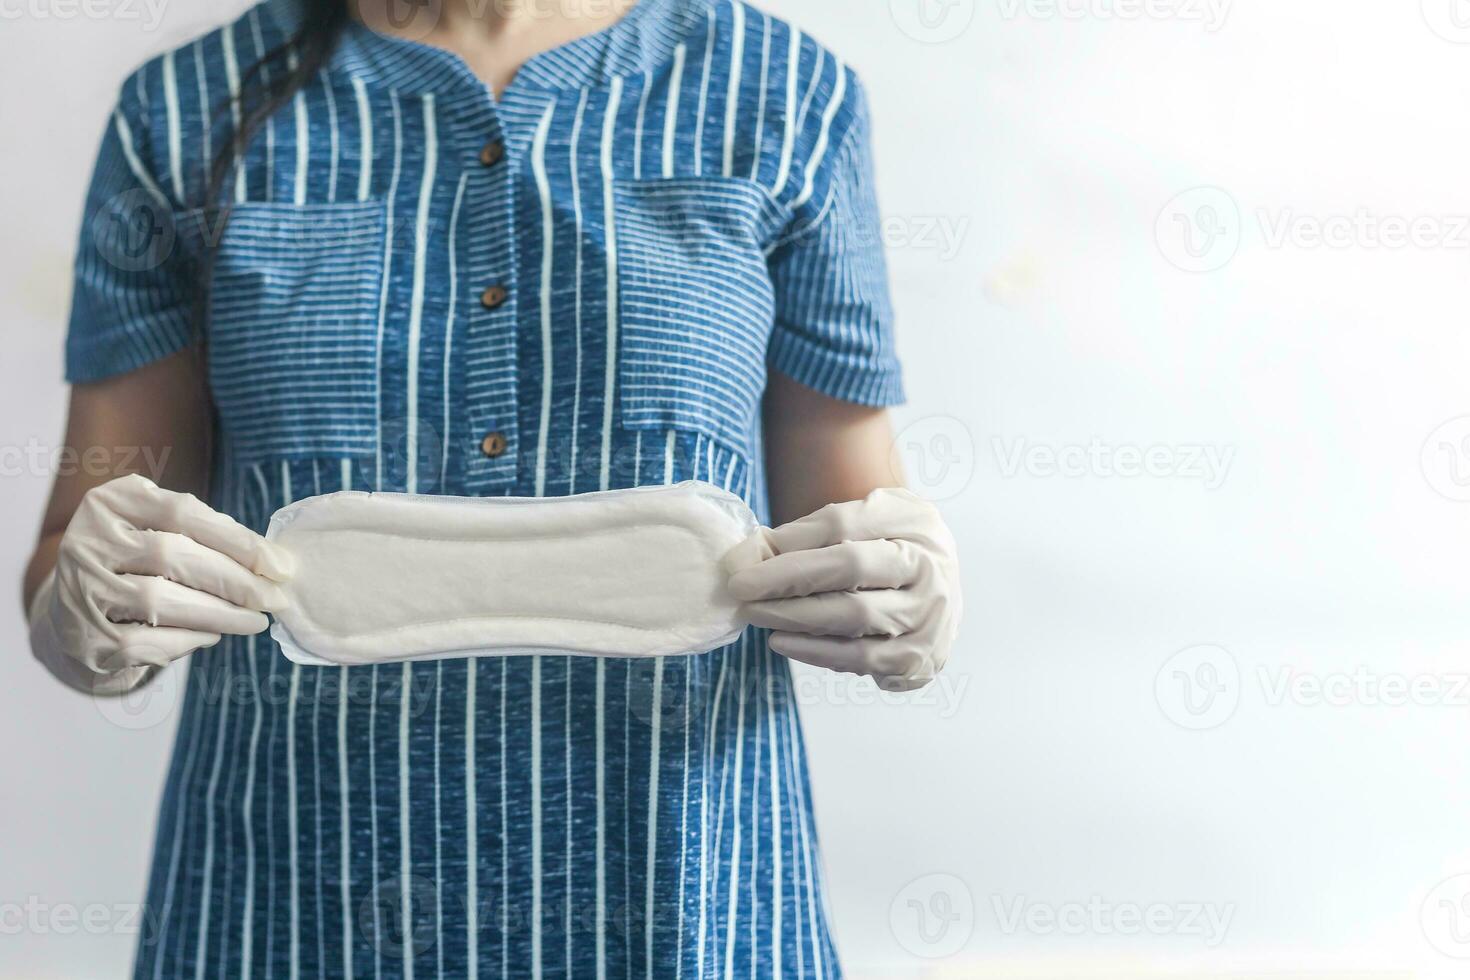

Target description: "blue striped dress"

left=64, top=0, right=904, bottom=975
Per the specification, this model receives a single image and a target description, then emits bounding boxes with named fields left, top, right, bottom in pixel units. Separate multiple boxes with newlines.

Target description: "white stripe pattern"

left=71, top=3, right=897, bottom=976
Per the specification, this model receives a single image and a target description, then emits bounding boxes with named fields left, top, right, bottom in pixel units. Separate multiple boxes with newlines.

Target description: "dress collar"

left=263, top=0, right=709, bottom=94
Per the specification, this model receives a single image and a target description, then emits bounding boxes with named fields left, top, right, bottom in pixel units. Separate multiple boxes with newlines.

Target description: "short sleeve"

left=64, top=78, right=196, bottom=383
left=766, top=76, right=905, bottom=407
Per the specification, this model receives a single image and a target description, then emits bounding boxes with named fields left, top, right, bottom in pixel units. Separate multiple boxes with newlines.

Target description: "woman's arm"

left=22, top=349, right=213, bottom=614
left=762, top=368, right=905, bottom=524
left=23, top=350, right=290, bottom=696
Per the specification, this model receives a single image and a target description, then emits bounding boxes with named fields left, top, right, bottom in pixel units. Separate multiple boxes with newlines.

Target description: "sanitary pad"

left=266, top=481, right=757, bottom=666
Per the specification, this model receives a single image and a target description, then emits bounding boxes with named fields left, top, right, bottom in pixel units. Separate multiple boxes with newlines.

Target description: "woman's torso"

left=122, top=0, right=865, bottom=975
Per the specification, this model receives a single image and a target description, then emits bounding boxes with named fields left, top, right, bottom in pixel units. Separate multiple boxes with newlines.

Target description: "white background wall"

left=5, top=0, right=1470, bottom=977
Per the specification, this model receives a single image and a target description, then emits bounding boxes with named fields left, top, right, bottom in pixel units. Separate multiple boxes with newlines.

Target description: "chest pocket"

left=202, top=201, right=388, bottom=465
left=613, top=178, right=784, bottom=458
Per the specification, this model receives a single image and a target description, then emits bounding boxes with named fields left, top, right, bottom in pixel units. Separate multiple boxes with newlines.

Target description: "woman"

left=23, top=0, right=960, bottom=975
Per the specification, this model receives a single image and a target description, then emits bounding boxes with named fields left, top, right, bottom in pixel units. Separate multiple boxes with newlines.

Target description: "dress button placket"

left=457, top=91, right=524, bottom=495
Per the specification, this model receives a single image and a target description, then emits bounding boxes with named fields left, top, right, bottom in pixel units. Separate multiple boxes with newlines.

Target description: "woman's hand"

left=724, top=487, right=961, bottom=691
left=27, top=473, right=295, bottom=695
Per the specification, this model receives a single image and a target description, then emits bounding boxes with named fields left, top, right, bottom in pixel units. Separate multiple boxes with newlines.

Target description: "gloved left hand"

left=723, top=487, right=962, bottom=691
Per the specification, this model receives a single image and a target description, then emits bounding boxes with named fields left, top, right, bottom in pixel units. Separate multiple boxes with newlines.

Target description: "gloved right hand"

left=27, top=473, right=294, bottom=695
left=724, top=487, right=961, bottom=692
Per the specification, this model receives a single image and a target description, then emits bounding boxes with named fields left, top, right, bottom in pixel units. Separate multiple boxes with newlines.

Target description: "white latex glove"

left=27, top=473, right=294, bottom=696
left=723, top=487, right=961, bottom=691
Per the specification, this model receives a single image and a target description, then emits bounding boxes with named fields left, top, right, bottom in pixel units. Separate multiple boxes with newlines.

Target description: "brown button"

left=480, top=285, right=508, bottom=309
left=479, top=140, right=505, bottom=167
left=480, top=431, right=508, bottom=458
